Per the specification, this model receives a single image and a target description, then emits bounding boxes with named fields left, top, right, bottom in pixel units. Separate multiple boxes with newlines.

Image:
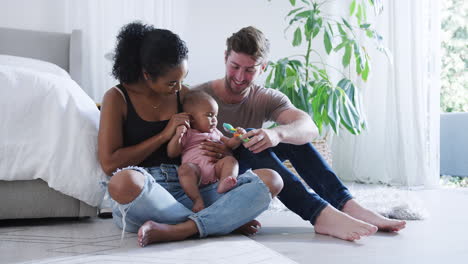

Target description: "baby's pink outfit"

left=181, top=128, right=224, bottom=185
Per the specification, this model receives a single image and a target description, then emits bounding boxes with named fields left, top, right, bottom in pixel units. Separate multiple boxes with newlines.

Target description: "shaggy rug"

left=268, top=184, right=428, bottom=220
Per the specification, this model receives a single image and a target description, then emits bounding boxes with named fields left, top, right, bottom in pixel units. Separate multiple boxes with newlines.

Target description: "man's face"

left=224, top=51, right=265, bottom=95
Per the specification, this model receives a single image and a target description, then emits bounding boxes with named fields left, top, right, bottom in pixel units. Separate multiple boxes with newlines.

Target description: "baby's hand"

left=233, top=127, right=248, bottom=141
left=176, top=125, right=187, bottom=138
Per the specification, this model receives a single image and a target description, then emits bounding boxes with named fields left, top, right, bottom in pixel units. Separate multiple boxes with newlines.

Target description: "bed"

left=0, top=27, right=104, bottom=219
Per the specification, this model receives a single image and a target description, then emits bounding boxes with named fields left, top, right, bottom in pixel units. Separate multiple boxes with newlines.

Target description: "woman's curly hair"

left=112, top=21, right=188, bottom=84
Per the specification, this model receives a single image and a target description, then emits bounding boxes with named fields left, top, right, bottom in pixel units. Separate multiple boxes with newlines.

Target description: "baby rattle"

left=222, top=123, right=250, bottom=142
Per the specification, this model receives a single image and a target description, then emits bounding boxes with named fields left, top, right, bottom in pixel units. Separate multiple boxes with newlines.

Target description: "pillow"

left=0, top=54, right=70, bottom=78
left=0, top=65, right=105, bottom=207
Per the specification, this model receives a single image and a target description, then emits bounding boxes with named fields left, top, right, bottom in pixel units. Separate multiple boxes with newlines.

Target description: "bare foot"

left=342, top=199, right=406, bottom=232
left=192, top=198, right=205, bottom=213
left=217, top=176, right=237, bottom=193
left=138, top=220, right=196, bottom=247
left=234, top=220, right=262, bottom=236
left=314, top=205, right=378, bottom=241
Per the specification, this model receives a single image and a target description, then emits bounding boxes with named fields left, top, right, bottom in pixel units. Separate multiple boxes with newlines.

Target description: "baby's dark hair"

left=112, top=21, right=188, bottom=83
left=182, top=91, right=216, bottom=113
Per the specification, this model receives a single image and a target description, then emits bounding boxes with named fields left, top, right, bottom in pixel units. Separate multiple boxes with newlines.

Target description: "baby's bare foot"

left=342, top=199, right=406, bottom=232
left=314, top=205, right=378, bottom=241
left=192, top=198, right=205, bottom=213
left=217, top=176, right=237, bottom=193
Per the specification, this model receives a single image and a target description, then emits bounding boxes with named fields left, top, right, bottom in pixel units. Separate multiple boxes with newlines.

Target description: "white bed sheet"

left=0, top=65, right=106, bottom=207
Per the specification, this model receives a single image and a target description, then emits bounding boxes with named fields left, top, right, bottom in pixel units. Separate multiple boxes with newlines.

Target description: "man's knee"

left=253, top=168, right=284, bottom=197
left=108, top=169, right=145, bottom=204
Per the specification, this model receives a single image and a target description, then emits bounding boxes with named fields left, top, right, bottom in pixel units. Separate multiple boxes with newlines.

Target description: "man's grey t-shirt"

left=193, top=82, right=294, bottom=135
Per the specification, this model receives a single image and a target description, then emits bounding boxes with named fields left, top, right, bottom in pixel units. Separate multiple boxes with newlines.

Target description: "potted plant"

left=265, top=0, right=388, bottom=137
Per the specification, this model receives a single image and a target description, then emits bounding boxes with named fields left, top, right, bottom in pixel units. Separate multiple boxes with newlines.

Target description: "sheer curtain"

left=331, top=0, right=441, bottom=188
left=63, top=0, right=178, bottom=102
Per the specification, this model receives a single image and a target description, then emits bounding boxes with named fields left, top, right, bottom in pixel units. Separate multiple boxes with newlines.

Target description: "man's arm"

left=242, top=108, right=318, bottom=153
left=272, top=108, right=318, bottom=144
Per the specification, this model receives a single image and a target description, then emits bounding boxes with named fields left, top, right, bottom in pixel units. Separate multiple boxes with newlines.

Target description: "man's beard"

left=224, top=76, right=251, bottom=96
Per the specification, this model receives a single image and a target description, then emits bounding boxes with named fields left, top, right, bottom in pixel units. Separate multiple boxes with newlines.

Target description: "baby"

left=167, top=91, right=245, bottom=212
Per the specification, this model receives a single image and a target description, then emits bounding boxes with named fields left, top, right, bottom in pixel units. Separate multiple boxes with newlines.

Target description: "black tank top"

left=117, top=84, right=182, bottom=167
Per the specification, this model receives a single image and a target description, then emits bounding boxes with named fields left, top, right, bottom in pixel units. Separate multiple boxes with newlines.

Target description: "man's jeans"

left=235, top=142, right=352, bottom=224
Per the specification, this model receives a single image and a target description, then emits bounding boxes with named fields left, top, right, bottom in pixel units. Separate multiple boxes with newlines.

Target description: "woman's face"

left=145, top=59, right=188, bottom=95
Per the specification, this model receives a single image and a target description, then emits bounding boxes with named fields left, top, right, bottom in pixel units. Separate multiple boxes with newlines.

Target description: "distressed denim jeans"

left=109, top=164, right=271, bottom=238
left=235, top=141, right=352, bottom=224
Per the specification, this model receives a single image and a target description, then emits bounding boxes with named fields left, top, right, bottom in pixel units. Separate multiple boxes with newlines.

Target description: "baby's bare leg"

left=178, top=163, right=205, bottom=212
left=215, top=156, right=238, bottom=193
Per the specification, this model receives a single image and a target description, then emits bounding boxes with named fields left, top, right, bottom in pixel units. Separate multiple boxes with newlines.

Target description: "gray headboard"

left=0, top=27, right=83, bottom=85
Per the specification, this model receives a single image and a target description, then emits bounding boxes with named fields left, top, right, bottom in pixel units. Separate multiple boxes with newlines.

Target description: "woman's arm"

left=167, top=125, right=186, bottom=158
left=98, top=88, right=189, bottom=175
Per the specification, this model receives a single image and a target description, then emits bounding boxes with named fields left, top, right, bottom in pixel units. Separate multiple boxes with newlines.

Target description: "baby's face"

left=190, top=99, right=218, bottom=133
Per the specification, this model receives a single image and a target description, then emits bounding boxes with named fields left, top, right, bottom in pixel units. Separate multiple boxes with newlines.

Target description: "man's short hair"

left=226, top=26, right=270, bottom=63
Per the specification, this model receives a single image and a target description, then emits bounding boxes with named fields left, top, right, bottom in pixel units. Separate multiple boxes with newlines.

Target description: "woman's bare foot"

left=192, top=198, right=205, bottom=213
left=342, top=199, right=406, bottom=232
left=137, top=220, right=196, bottom=247
left=234, top=219, right=262, bottom=236
left=217, top=176, right=237, bottom=193
left=314, top=205, right=378, bottom=241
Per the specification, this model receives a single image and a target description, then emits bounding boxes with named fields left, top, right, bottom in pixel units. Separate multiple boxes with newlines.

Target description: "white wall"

left=177, top=0, right=302, bottom=86
left=0, top=0, right=67, bottom=32
left=0, top=0, right=307, bottom=94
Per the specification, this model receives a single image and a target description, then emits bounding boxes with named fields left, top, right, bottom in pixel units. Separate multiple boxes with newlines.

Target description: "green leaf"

left=312, top=17, right=322, bottom=37
left=293, top=27, right=302, bottom=46
left=312, top=71, right=319, bottom=80
left=287, top=7, right=304, bottom=17
left=334, top=41, right=347, bottom=51
left=349, top=0, right=357, bottom=16
left=289, top=0, right=296, bottom=6
left=353, top=42, right=364, bottom=73
left=356, top=4, right=363, bottom=24
left=325, top=23, right=333, bottom=37
left=360, top=23, right=371, bottom=29
left=362, top=59, right=370, bottom=81
left=366, top=29, right=374, bottom=38
left=324, top=30, right=332, bottom=54
left=342, top=18, right=352, bottom=30
left=342, top=44, right=352, bottom=67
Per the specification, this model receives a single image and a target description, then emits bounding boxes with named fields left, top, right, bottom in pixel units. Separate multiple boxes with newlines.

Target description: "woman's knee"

left=108, top=169, right=145, bottom=204
left=253, top=169, right=283, bottom=197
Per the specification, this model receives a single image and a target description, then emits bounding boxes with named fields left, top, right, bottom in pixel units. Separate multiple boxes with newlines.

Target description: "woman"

left=98, top=22, right=283, bottom=247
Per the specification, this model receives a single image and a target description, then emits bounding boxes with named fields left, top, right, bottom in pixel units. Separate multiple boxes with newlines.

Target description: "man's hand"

left=242, top=128, right=281, bottom=153
left=200, top=140, right=233, bottom=162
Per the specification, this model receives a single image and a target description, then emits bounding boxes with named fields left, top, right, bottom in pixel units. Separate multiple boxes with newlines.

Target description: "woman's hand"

left=200, top=140, right=233, bottom=162
left=163, top=112, right=191, bottom=140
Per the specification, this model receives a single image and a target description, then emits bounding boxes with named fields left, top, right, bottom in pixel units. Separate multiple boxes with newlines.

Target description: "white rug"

left=0, top=218, right=297, bottom=264
left=268, top=184, right=428, bottom=220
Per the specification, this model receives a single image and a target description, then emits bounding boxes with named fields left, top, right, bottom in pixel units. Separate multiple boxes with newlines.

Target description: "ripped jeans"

left=105, top=164, right=271, bottom=238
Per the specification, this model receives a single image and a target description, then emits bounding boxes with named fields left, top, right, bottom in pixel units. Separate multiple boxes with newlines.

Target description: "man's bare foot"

left=137, top=220, right=197, bottom=247
left=192, top=198, right=205, bottom=213
left=314, top=205, right=378, bottom=241
left=342, top=199, right=406, bottom=232
left=234, top=220, right=262, bottom=236
left=217, top=176, right=237, bottom=193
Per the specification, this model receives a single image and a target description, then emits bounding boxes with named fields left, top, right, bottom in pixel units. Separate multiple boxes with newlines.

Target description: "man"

left=194, top=26, right=406, bottom=241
